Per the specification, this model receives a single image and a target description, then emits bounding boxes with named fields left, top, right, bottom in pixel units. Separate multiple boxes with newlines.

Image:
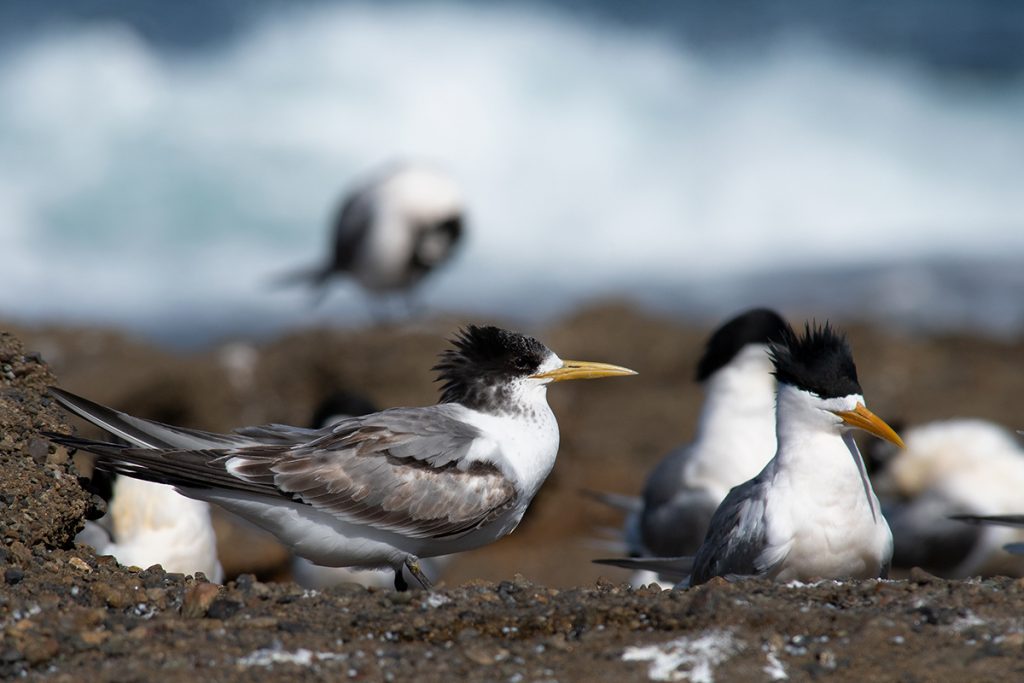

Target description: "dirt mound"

left=0, top=333, right=90, bottom=549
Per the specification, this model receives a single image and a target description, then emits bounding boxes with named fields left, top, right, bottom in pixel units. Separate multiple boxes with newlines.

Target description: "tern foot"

left=405, top=557, right=433, bottom=591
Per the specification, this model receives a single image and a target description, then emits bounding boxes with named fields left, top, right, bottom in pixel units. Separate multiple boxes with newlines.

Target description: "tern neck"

left=772, top=385, right=879, bottom=518
left=694, top=346, right=776, bottom=443
left=687, top=346, right=777, bottom=483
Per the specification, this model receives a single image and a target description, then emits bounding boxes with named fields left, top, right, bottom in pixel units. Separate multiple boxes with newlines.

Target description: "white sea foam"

left=1, top=3, right=1022, bottom=344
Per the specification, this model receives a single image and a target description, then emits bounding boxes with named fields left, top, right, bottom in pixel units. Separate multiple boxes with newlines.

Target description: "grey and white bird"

left=687, top=322, right=902, bottom=585
left=951, top=513, right=1024, bottom=558
left=873, top=420, right=1024, bottom=577
left=593, top=308, right=788, bottom=587
left=48, top=326, right=635, bottom=590
left=283, top=163, right=465, bottom=298
left=638, top=311, right=788, bottom=551
left=597, top=322, right=903, bottom=586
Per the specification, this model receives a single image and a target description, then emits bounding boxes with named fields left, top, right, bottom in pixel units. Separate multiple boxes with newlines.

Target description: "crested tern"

left=282, top=163, right=465, bottom=298
left=597, top=322, right=903, bottom=586
left=688, top=322, right=902, bottom=585
left=636, top=310, right=788, bottom=554
left=593, top=308, right=788, bottom=587
left=48, top=326, right=635, bottom=590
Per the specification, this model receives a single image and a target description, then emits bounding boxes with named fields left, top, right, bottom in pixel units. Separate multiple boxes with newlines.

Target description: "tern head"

left=434, top=325, right=636, bottom=413
left=696, top=308, right=790, bottom=382
left=771, top=322, right=904, bottom=447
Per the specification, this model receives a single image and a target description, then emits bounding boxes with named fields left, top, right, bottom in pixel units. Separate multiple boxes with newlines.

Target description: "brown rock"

left=182, top=583, right=221, bottom=618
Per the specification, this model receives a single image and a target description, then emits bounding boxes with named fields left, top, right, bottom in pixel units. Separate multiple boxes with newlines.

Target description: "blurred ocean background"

left=1, top=0, right=1022, bottom=347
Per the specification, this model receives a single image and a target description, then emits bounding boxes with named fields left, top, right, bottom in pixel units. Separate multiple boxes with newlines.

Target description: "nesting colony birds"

left=599, top=321, right=903, bottom=586
left=874, top=420, right=1024, bottom=578
left=48, top=326, right=635, bottom=590
left=283, top=163, right=465, bottom=302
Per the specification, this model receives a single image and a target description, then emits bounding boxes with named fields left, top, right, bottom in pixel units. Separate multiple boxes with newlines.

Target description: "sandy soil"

left=3, top=306, right=1024, bottom=680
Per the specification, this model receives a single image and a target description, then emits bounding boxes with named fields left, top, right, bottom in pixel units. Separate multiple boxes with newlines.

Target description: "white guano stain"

left=622, top=630, right=740, bottom=683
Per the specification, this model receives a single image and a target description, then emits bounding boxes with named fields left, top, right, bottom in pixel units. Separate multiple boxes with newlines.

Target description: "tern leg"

left=394, top=568, right=409, bottom=592
left=404, top=557, right=433, bottom=590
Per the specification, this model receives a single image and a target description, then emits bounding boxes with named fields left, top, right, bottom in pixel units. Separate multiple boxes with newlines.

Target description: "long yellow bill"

left=530, top=360, right=637, bottom=383
left=831, top=403, right=905, bottom=448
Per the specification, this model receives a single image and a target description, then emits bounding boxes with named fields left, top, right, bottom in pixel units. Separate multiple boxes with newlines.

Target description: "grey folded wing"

left=50, top=401, right=517, bottom=541
left=640, top=487, right=721, bottom=558
left=689, top=478, right=771, bottom=585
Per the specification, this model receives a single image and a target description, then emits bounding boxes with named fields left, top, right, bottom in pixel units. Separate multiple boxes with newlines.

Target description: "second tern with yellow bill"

left=688, top=322, right=903, bottom=585
left=47, top=325, right=635, bottom=590
left=595, top=322, right=903, bottom=586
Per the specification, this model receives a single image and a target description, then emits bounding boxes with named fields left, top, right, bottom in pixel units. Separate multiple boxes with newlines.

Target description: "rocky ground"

left=3, top=306, right=1024, bottom=681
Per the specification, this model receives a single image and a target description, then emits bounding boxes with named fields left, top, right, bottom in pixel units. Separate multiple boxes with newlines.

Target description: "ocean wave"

left=1, top=3, right=1022, bottom=344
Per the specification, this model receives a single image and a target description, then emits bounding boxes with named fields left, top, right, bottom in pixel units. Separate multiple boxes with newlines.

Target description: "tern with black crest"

left=688, top=322, right=902, bottom=585
left=47, top=326, right=635, bottom=590
left=592, top=308, right=788, bottom=587
left=597, top=322, right=902, bottom=586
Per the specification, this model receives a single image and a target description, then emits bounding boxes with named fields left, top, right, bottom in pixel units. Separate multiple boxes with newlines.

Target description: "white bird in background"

left=594, top=308, right=788, bottom=587
left=49, top=326, right=635, bottom=590
left=76, top=474, right=223, bottom=583
left=280, top=162, right=465, bottom=301
left=598, top=322, right=903, bottom=586
left=873, top=420, right=1024, bottom=578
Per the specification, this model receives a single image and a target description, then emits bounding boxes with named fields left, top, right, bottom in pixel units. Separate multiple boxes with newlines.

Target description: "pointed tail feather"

left=950, top=514, right=1024, bottom=528
left=580, top=488, right=643, bottom=513
left=592, top=555, right=694, bottom=584
left=49, top=387, right=254, bottom=450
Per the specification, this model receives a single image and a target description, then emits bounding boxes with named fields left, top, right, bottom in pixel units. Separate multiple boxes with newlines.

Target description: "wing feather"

left=48, top=395, right=517, bottom=541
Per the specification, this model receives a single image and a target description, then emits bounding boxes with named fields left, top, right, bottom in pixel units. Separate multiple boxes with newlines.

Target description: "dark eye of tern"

left=513, top=355, right=536, bottom=372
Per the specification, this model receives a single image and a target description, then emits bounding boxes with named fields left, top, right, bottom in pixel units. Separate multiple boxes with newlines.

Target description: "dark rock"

left=206, top=598, right=242, bottom=620
left=5, top=567, right=24, bottom=585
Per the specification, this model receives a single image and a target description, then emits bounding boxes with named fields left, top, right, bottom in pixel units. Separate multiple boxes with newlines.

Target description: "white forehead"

left=781, top=383, right=864, bottom=413
left=537, top=352, right=562, bottom=374
left=379, top=165, right=463, bottom=220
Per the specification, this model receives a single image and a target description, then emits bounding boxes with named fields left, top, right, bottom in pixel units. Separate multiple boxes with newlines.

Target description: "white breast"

left=762, top=432, right=892, bottom=581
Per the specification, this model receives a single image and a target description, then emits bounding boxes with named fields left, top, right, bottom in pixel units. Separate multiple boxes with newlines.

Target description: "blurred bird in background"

left=278, top=162, right=465, bottom=311
left=872, top=420, right=1024, bottom=578
left=590, top=308, right=788, bottom=587
left=76, top=470, right=223, bottom=583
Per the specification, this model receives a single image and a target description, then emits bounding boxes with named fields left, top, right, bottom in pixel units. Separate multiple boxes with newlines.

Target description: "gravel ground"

left=3, top=308, right=1024, bottom=681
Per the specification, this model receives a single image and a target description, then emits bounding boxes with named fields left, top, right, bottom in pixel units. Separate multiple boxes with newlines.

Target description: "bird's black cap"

left=771, top=321, right=862, bottom=399
left=434, top=325, right=550, bottom=410
left=696, top=308, right=790, bottom=381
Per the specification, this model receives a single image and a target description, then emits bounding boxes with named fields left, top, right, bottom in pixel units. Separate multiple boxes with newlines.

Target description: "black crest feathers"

left=770, top=321, right=862, bottom=399
left=696, top=308, right=790, bottom=381
left=433, top=326, right=550, bottom=408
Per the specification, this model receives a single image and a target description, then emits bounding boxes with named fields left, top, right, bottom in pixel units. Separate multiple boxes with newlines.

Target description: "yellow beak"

left=831, top=403, right=905, bottom=448
left=530, top=360, right=638, bottom=383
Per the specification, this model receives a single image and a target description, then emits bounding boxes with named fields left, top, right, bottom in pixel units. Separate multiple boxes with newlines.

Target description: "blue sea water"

left=0, top=1, right=1022, bottom=346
